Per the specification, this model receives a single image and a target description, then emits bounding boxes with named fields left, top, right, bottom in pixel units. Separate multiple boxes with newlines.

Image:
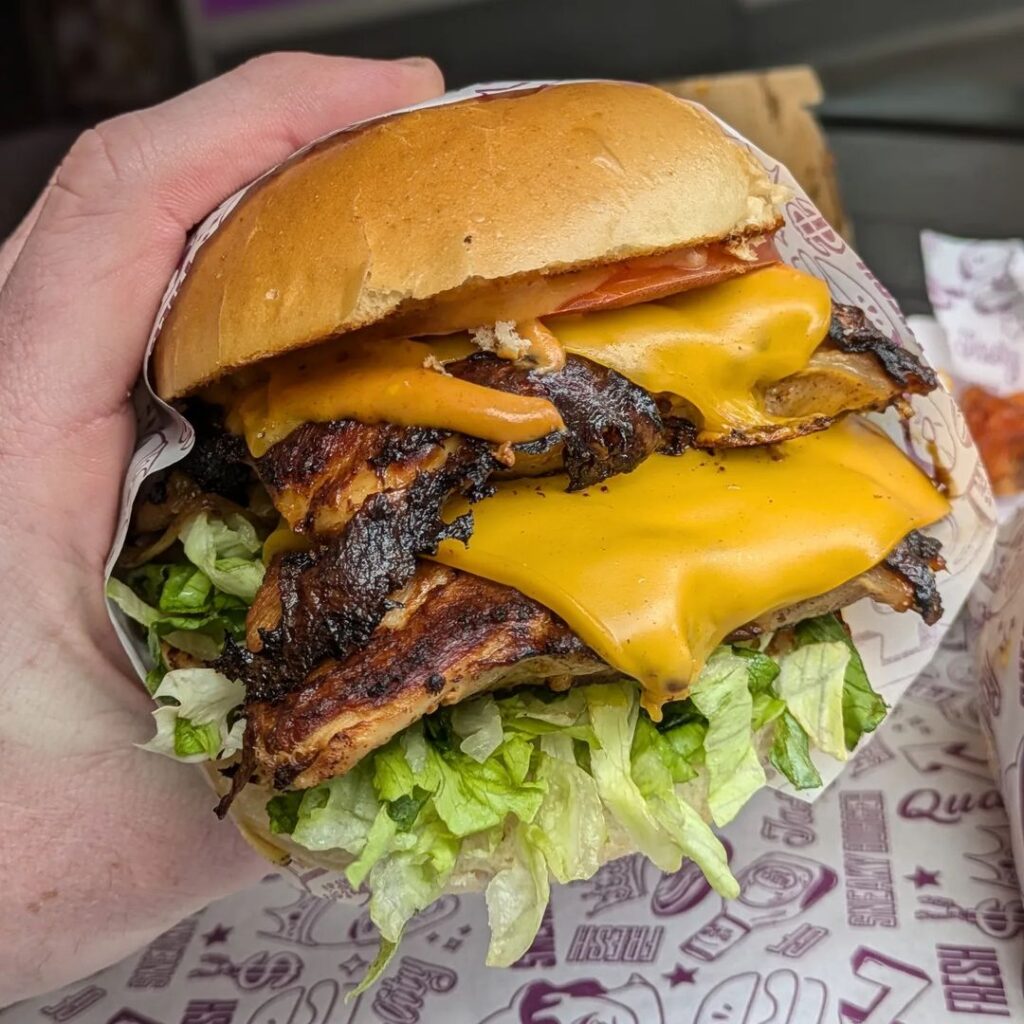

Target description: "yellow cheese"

left=433, top=418, right=949, bottom=716
left=224, top=337, right=564, bottom=457
left=217, top=265, right=832, bottom=455
left=262, top=524, right=313, bottom=563
left=548, top=264, right=832, bottom=433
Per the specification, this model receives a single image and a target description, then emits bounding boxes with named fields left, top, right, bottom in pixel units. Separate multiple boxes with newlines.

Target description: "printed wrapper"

left=914, top=231, right=1024, bottom=524
left=14, top=621, right=1024, bottom=1021
left=97, top=82, right=997, bottom=943
left=927, top=227, right=1024, bottom=977
left=921, top=230, right=1024, bottom=396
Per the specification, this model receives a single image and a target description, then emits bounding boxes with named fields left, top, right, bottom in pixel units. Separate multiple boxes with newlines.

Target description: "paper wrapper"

left=919, top=229, right=1024, bottom=974
left=14, top=622, right=1024, bottom=1022
left=71, top=82, right=1006, bottom=1020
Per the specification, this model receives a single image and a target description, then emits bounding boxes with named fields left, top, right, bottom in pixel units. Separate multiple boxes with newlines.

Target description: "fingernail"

left=394, top=56, right=435, bottom=68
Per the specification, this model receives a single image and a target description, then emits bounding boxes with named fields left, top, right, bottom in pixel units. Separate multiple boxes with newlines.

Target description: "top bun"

left=154, top=81, right=785, bottom=399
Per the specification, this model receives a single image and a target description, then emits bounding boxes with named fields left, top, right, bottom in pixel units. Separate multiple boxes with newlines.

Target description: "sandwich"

left=109, top=81, right=951, bottom=980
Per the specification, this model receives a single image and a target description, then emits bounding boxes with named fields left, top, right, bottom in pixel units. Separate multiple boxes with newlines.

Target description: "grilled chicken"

left=243, top=532, right=944, bottom=790
left=244, top=563, right=606, bottom=789
left=248, top=303, right=935, bottom=537
left=256, top=421, right=495, bottom=537
left=196, top=298, right=943, bottom=801
left=446, top=353, right=664, bottom=490
left=680, top=305, right=937, bottom=448
left=732, top=531, right=945, bottom=638
left=217, top=444, right=495, bottom=703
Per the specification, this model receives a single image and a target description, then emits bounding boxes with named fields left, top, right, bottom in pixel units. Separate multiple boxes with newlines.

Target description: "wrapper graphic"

left=916, top=232, right=1024, bottom=522
left=12, top=622, right=1024, bottom=1021
left=922, top=229, right=1024, bottom=394
left=102, top=83, right=996, bottom=919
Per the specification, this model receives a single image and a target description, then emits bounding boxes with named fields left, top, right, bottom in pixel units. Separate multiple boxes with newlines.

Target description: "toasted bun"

left=155, top=82, right=785, bottom=400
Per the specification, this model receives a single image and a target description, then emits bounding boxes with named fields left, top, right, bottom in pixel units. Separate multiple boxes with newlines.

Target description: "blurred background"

left=1, top=0, right=1023, bottom=313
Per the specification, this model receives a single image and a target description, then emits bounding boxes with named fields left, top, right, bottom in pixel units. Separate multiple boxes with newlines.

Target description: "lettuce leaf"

left=138, top=668, right=245, bottom=763
left=451, top=696, right=504, bottom=763
left=688, top=649, right=766, bottom=825
left=630, top=717, right=736, bottom=899
left=423, top=748, right=545, bottom=838
left=770, top=710, right=823, bottom=790
left=794, top=614, right=888, bottom=749
left=180, top=510, right=265, bottom=602
left=485, top=828, right=551, bottom=967
left=583, top=683, right=682, bottom=872
left=369, top=815, right=459, bottom=943
left=346, top=807, right=401, bottom=889
left=774, top=641, right=850, bottom=761
left=632, top=717, right=698, bottom=787
left=351, top=939, right=398, bottom=998
left=159, top=564, right=214, bottom=612
left=266, top=791, right=304, bottom=834
left=291, top=764, right=379, bottom=853
left=526, top=752, right=606, bottom=883
left=108, top=511, right=258, bottom=693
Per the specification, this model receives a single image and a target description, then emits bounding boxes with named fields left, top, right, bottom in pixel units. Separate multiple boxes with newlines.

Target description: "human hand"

left=0, top=52, right=443, bottom=1005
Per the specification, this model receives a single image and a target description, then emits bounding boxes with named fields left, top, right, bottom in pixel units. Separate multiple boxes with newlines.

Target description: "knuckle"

left=54, top=113, right=156, bottom=208
left=236, top=51, right=299, bottom=85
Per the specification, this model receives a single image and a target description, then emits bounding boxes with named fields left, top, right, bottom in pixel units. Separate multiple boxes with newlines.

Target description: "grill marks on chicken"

left=880, top=529, right=945, bottom=624
left=447, top=352, right=664, bottom=490
left=244, top=534, right=945, bottom=789
left=256, top=421, right=482, bottom=537
left=217, top=439, right=497, bottom=702
left=828, top=304, right=938, bottom=391
left=245, top=563, right=605, bottom=789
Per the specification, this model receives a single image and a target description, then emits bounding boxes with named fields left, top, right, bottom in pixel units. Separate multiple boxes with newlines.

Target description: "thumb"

left=0, top=53, right=444, bottom=439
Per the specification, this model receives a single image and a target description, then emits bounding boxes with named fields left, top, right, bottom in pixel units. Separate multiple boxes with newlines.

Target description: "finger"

left=0, top=168, right=57, bottom=289
left=0, top=53, right=444, bottom=437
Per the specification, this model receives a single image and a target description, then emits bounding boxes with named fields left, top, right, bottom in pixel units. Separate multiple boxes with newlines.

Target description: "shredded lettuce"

left=485, top=827, right=550, bottom=967
left=584, top=686, right=681, bottom=873
left=266, top=791, right=304, bottom=834
left=688, top=649, right=767, bottom=825
left=526, top=752, right=606, bottom=883
left=368, top=813, right=459, bottom=943
left=139, top=668, right=245, bottom=763
left=774, top=641, right=850, bottom=760
left=179, top=511, right=265, bottom=602
left=770, top=710, right=823, bottom=790
left=291, top=764, right=379, bottom=853
left=351, top=938, right=398, bottom=998
left=794, top=614, right=888, bottom=749
left=107, top=511, right=261, bottom=693
left=451, top=696, right=504, bottom=763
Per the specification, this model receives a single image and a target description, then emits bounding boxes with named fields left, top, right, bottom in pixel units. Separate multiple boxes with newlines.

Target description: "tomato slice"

left=554, top=236, right=780, bottom=315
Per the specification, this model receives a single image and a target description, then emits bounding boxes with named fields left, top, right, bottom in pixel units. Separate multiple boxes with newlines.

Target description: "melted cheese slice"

left=225, top=337, right=565, bottom=457
left=548, top=264, right=832, bottom=433
left=433, top=418, right=949, bottom=716
left=218, top=265, right=833, bottom=455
